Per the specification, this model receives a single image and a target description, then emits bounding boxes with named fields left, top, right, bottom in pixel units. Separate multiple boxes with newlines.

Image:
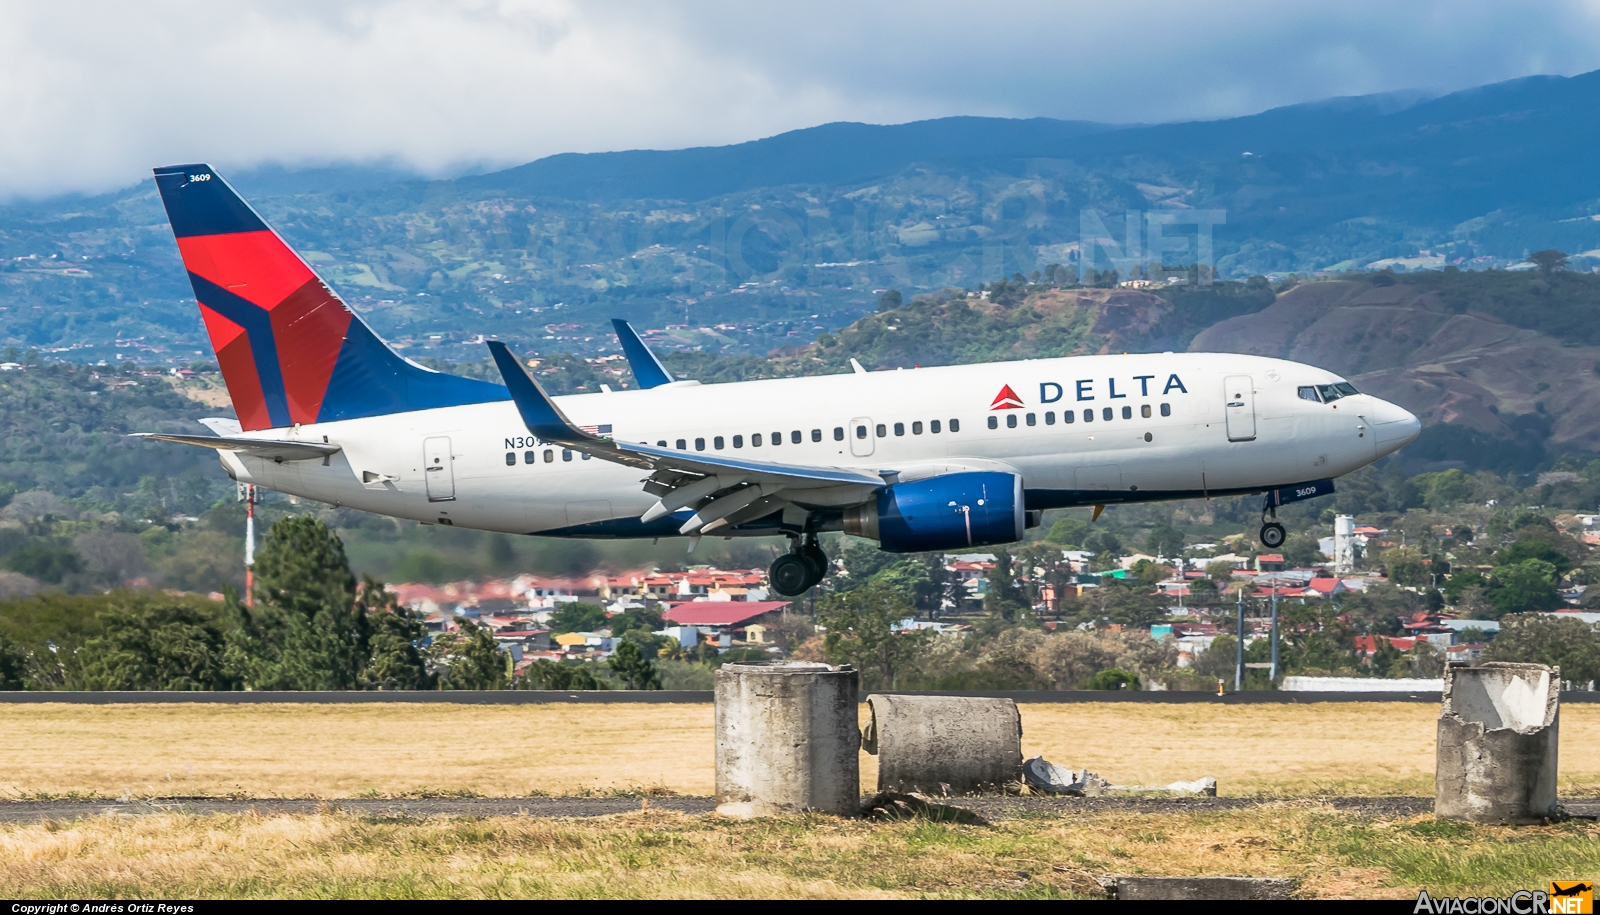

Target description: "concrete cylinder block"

left=1436, top=662, right=1560, bottom=824
left=863, top=694, right=1022, bottom=795
left=714, top=661, right=860, bottom=817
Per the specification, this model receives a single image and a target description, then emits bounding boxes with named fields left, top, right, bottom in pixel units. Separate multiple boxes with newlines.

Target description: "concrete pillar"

left=714, top=661, right=860, bottom=817
left=863, top=695, right=1022, bottom=795
left=1436, top=662, right=1560, bottom=824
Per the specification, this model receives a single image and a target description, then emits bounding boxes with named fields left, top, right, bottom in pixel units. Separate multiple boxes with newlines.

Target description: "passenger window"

left=1141, top=405, right=1151, bottom=418
left=695, top=437, right=706, bottom=451
left=505, top=452, right=516, bottom=466
left=562, top=449, right=573, bottom=462
left=656, top=440, right=666, bottom=447
left=791, top=430, right=802, bottom=444
left=876, top=423, right=887, bottom=437
left=581, top=452, right=591, bottom=460
left=753, top=433, right=763, bottom=447
left=1025, top=413, right=1036, bottom=426
left=930, top=420, right=941, bottom=433
left=833, top=427, right=844, bottom=441
left=950, top=418, right=960, bottom=432
left=1045, top=411, right=1055, bottom=425
left=894, top=422, right=905, bottom=436
left=525, top=450, right=535, bottom=464
left=1103, top=407, right=1113, bottom=421
left=1063, top=410, right=1074, bottom=424
left=912, top=421, right=922, bottom=435
left=811, top=429, right=822, bottom=442
left=1083, top=409, right=1094, bottom=423
left=714, top=436, right=725, bottom=449
left=1122, top=406, right=1132, bottom=420
left=733, top=435, right=743, bottom=448
left=771, top=431, right=781, bottom=446
left=987, top=416, right=998, bottom=430
left=676, top=438, right=686, bottom=450
left=1160, top=403, right=1171, bottom=417
left=1006, top=414, right=1018, bottom=429
left=855, top=425, right=867, bottom=439
left=1298, top=386, right=1321, bottom=402
left=544, top=449, right=554, bottom=463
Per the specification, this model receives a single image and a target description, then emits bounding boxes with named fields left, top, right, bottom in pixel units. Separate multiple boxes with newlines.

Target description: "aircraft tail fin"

left=152, top=164, right=506, bottom=430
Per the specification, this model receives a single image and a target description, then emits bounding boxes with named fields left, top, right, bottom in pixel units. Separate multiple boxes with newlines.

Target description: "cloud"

left=2, top=0, right=1599, bottom=197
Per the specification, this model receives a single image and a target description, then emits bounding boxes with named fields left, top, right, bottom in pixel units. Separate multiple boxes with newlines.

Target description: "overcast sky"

left=4, top=0, right=1600, bottom=198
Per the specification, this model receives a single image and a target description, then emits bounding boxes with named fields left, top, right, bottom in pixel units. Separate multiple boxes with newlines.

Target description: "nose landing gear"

left=769, top=533, right=829, bottom=596
left=1259, top=503, right=1287, bottom=549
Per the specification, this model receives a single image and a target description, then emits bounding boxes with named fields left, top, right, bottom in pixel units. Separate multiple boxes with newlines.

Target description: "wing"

left=132, top=432, right=341, bottom=463
left=487, top=341, right=884, bottom=535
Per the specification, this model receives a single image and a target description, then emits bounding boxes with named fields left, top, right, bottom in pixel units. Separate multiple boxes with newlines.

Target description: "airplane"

left=138, top=163, right=1421, bottom=596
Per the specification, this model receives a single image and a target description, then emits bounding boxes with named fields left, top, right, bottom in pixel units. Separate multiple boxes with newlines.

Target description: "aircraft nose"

left=1370, top=398, right=1421, bottom=451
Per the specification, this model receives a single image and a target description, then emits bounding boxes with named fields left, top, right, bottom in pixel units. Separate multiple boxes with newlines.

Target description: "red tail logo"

left=990, top=384, right=1023, bottom=410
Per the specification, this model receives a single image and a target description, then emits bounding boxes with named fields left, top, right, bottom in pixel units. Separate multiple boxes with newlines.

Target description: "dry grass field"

left=2, top=701, right=1598, bottom=799
left=3, top=806, right=1598, bottom=899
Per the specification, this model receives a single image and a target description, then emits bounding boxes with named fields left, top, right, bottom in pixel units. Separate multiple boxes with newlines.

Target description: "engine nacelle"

left=843, top=471, right=1025, bottom=553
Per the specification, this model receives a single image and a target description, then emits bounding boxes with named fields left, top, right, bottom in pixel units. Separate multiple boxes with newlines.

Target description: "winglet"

left=611, top=319, right=676, bottom=389
left=487, top=341, right=591, bottom=445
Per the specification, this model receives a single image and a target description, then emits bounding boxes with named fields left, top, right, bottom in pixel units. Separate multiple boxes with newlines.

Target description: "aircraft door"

left=1224, top=375, right=1256, bottom=442
left=423, top=436, right=456, bottom=501
left=849, top=417, right=875, bottom=457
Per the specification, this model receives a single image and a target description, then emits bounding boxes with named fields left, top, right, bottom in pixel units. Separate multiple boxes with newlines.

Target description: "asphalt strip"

left=3, top=796, right=1594, bottom=824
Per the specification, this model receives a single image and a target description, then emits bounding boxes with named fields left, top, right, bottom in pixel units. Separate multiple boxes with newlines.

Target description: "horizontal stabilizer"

left=132, top=432, right=341, bottom=463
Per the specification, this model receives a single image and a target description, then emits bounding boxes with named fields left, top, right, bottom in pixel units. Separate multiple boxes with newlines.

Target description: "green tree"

left=1529, top=249, right=1568, bottom=274
left=519, top=660, right=609, bottom=690
left=983, top=549, right=1029, bottom=621
left=608, top=638, right=661, bottom=689
left=1046, top=517, right=1089, bottom=547
left=225, top=515, right=368, bottom=690
left=0, top=632, right=28, bottom=689
left=1488, top=559, right=1563, bottom=616
left=1145, top=523, right=1184, bottom=559
left=1484, top=614, right=1600, bottom=684
left=548, top=603, right=608, bottom=634
left=1081, top=668, right=1139, bottom=690
left=77, top=599, right=235, bottom=691
left=486, top=534, right=515, bottom=570
left=432, top=618, right=507, bottom=689
left=816, top=581, right=927, bottom=689
left=356, top=576, right=437, bottom=690
left=876, top=289, right=903, bottom=312
left=1415, top=468, right=1475, bottom=511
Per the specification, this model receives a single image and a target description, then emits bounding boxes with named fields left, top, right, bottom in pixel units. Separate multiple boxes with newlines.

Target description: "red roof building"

left=662, top=600, right=791, bottom=627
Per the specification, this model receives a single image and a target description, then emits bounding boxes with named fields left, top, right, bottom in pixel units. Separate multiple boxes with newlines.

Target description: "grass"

left=3, top=702, right=1598, bottom=800
left=1, top=805, right=1596, bottom=899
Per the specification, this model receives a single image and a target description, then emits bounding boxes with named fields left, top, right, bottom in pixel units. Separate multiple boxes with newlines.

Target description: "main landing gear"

left=769, top=534, right=828, bottom=597
left=1259, top=502, right=1287, bottom=550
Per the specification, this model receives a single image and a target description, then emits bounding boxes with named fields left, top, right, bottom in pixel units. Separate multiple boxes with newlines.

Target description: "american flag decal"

left=579, top=424, right=614, bottom=439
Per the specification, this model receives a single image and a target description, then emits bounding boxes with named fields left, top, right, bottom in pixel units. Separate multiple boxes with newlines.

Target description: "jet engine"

left=843, top=470, right=1025, bottom=553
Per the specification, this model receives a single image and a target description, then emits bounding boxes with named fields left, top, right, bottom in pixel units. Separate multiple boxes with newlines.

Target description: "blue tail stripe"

left=153, top=165, right=269, bottom=238
left=319, top=321, right=509, bottom=423
left=186, top=274, right=292, bottom=428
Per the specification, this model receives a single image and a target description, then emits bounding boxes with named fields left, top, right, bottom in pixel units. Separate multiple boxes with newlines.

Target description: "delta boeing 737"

left=138, top=164, right=1420, bottom=596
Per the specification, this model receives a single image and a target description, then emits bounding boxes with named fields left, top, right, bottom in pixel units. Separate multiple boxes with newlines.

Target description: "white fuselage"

left=218, top=352, right=1419, bottom=537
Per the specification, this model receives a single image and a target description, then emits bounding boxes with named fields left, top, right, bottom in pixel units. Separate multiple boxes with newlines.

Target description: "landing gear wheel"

left=769, top=553, right=813, bottom=596
left=1260, top=522, right=1287, bottom=549
left=801, top=537, right=828, bottom=585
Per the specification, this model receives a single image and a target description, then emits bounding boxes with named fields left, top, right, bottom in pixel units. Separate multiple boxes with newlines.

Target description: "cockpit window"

left=1298, top=386, right=1321, bottom=402
left=1316, top=382, right=1360, bottom=403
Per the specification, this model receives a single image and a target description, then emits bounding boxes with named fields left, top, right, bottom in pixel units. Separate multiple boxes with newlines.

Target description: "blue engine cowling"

left=843, top=471, right=1025, bottom=553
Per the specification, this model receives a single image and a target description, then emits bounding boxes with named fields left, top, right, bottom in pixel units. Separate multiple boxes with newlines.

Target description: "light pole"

left=1269, top=583, right=1279, bottom=682
left=1234, top=586, right=1244, bottom=692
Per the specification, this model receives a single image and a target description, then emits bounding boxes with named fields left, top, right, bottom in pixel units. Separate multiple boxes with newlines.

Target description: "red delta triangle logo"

left=990, top=384, right=1024, bottom=410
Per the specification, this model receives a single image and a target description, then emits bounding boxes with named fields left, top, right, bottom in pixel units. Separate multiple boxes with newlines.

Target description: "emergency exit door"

left=1224, top=376, right=1256, bottom=442
left=424, top=436, right=456, bottom=501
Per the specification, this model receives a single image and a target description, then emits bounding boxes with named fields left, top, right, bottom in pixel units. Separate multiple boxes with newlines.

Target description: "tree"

left=1081, top=668, right=1139, bottom=690
left=1145, top=523, right=1184, bottom=559
left=608, top=638, right=661, bottom=689
left=1488, top=559, right=1563, bottom=616
left=1484, top=614, right=1600, bottom=684
left=0, top=632, right=29, bottom=689
left=1529, top=249, right=1568, bottom=274
left=519, top=660, right=609, bottom=690
left=876, top=289, right=903, bottom=312
left=432, top=617, right=507, bottom=689
left=225, top=516, right=368, bottom=690
left=77, top=599, right=235, bottom=691
left=357, top=576, right=436, bottom=690
left=983, top=549, right=1028, bottom=621
left=548, top=603, right=608, bottom=634
left=1046, top=517, right=1088, bottom=547
left=816, top=581, right=926, bottom=689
